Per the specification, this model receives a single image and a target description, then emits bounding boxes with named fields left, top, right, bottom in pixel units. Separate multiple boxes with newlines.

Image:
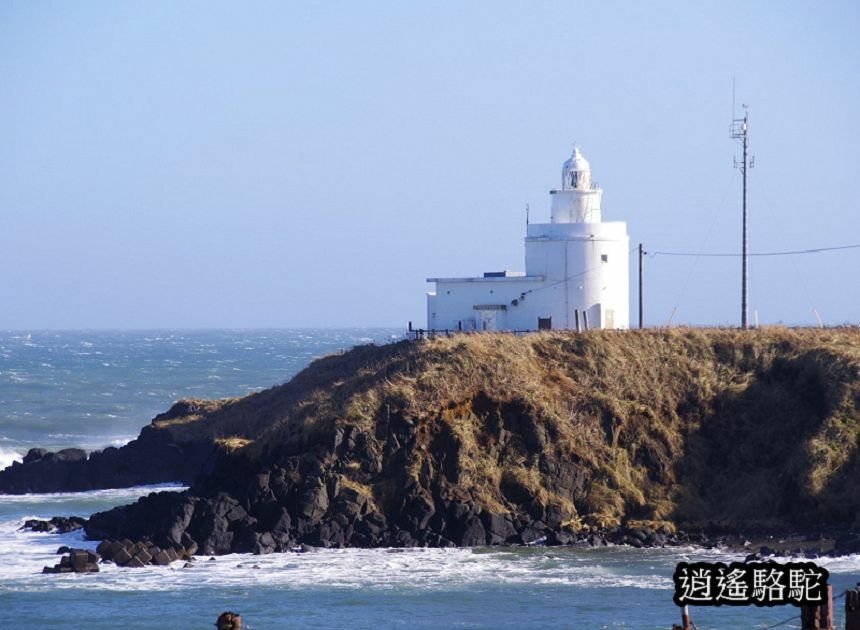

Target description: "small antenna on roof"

left=526, top=203, right=530, bottom=227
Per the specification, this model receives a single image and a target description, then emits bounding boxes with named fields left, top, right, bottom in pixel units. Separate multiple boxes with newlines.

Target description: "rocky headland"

left=4, top=328, right=860, bottom=557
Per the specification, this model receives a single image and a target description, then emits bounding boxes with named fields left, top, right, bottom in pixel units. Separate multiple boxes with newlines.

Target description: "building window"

left=538, top=317, right=552, bottom=331
left=601, top=254, right=608, bottom=262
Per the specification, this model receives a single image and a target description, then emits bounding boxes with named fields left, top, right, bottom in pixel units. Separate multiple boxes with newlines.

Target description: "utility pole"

left=638, top=243, right=645, bottom=329
left=731, top=106, right=753, bottom=329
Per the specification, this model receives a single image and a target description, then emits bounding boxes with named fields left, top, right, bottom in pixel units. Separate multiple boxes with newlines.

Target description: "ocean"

left=1, top=329, right=857, bottom=629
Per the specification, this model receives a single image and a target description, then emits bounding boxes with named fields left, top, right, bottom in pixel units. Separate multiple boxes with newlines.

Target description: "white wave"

left=0, top=483, right=186, bottom=504
left=0, top=446, right=24, bottom=470
left=0, top=537, right=697, bottom=595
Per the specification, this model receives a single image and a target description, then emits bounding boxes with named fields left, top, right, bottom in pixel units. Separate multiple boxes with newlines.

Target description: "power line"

left=650, top=243, right=860, bottom=258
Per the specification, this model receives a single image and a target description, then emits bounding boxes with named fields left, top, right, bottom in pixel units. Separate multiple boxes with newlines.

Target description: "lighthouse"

left=426, top=145, right=629, bottom=331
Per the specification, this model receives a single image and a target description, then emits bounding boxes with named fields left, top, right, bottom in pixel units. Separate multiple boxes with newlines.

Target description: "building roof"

left=426, top=275, right=544, bottom=284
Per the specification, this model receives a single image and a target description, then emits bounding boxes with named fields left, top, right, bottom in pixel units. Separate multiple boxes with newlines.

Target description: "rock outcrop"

left=0, top=401, right=222, bottom=494
left=95, top=537, right=195, bottom=567
left=12, top=328, right=860, bottom=551
left=43, top=548, right=100, bottom=574
left=21, top=516, right=86, bottom=534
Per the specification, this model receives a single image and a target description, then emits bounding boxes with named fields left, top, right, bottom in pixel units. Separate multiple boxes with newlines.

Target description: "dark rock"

left=318, top=521, right=345, bottom=547
left=184, top=496, right=236, bottom=556
left=134, top=548, right=153, bottom=565
left=22, top=519, right=53, bottom=533
left=587, top=534, right=608, bottom=547
left=42, top=565, right=74, bottom=574
left=152, top=549, right=171, bottom=566
left=499, top=472, right=533, bottom=504
left=43, top=549, right=99, bottom=574
left=298, top=485, right=329, bottom=522
left=105, top=540, right=126, bottom=561
left=54, top=448, right=87, bottom=463
left=402, top=494, right=435, bottom=533
left=629, top=527, right=651, bottom=542
left=96, top=540, right=113, bottom=557
left=23, top=448, right=48, bottom=464
left=546, top=530, right=574, bottom=545
left=390, top=528, right=418, bottom=547
left=354, top=511, right=388, bottom=542
left=537, top=455, right=588, bottom=503
left=518, top=521, right=547, bottom=545
left=1, top=420, right=215, bottom=494
left=20, top=516, right=86, bottom=534
left=649, top=532, right=667, bottom=546
left=71, top=550, right=89, bottom=571
left=543, top=504, right=564, bottom=530
left=163, top=498, right=196, bottom=547
left=456, top=514, right=487, bottom=546
left=112, top=548, right=132, bottom=566
left=481, top=513, right=517, bottom=545
left=833, top=532, right=860, bottom=556
left=253, top=532, right=276, bottom=555
left=181, top=533, right=199, bottom=557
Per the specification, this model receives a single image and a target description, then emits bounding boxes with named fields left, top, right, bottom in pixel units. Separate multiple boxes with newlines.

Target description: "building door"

left=479, top=310, right=497, bottom=331
left=604, top=309, right=615, bottom=329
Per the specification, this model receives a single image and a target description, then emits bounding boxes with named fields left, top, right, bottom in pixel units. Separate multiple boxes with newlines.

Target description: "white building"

left=426, top=146, right=629, bottom=331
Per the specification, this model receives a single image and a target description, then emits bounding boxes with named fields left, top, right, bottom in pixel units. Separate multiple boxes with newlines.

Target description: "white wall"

left=426, top=277, right=545, bottom=331
left=524, top=221, right=630, bottom=329
left=550, top=188, right=603, bottom=223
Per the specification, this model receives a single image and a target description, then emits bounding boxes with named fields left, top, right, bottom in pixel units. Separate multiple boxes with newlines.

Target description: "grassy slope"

left=152, top=328, right=860, bottom=532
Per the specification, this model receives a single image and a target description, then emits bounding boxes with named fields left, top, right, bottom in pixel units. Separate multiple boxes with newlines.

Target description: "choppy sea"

left=1, top=329, right=857, bottom=629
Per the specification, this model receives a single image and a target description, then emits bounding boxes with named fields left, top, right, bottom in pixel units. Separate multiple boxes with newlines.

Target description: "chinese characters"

left=673, top=562, right=828, bottom=607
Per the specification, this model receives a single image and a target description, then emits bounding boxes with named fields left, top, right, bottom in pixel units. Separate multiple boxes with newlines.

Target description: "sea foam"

left=0, top=446, right=23, bottom=470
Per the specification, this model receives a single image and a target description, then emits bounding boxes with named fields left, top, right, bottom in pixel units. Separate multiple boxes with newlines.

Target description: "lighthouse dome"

left=561, top=146, right=593, bottom=190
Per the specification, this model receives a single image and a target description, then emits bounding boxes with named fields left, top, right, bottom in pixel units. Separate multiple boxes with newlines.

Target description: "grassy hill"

left=150, top=327, right=860, bottom=534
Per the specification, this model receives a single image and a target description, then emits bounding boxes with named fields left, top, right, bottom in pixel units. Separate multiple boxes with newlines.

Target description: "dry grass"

left=213, top=436, right=253, bottom=451
left=150, top=328, right=860, bottom=530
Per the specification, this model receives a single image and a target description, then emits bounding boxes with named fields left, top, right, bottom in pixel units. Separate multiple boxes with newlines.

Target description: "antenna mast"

left=730, top=105, right=753, bottom=329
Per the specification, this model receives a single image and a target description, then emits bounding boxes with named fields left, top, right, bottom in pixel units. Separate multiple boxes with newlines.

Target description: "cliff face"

left=79, top=327, right=860, bottom=552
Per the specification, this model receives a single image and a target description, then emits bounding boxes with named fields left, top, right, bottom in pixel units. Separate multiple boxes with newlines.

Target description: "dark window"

left=601, top=254, right=608, bottom=262
left=538, top=317, right=552, bottom=331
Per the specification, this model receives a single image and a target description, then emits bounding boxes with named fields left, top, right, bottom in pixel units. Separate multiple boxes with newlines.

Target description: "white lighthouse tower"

left=426, top=145, right=629, bottom=331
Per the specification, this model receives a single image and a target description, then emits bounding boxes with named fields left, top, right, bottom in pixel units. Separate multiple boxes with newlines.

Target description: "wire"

left=755, top=177, right=820, bottom=331
left=650, top=243, right=860, bottom=258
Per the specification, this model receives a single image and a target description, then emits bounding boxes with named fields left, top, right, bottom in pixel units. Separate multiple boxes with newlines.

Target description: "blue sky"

left=1, top=1, right=858, bottom=328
